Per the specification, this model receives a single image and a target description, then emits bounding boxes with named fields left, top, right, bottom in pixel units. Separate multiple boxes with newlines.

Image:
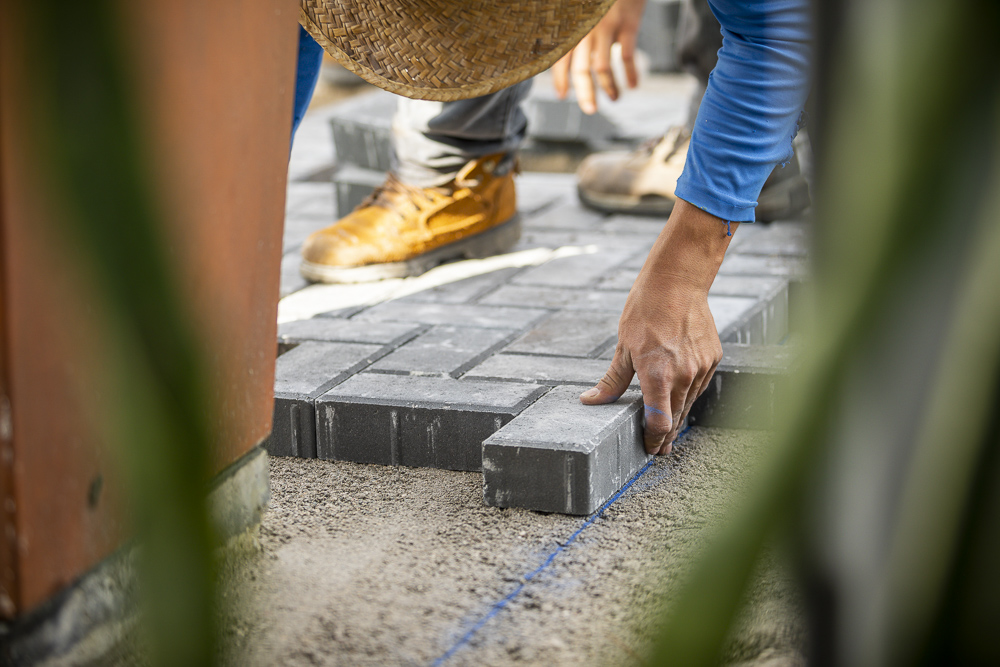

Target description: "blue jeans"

left=292, top=25, right=324, bottom=143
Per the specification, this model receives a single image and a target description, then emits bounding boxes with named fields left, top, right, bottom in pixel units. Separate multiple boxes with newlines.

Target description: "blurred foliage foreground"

left=653, top=0, right=1000, bottom=665
left=17, top=0, right=1000, bottom=665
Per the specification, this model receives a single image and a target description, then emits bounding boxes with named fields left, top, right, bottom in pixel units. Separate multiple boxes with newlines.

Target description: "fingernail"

left=580, top=387, right=599, bottom=400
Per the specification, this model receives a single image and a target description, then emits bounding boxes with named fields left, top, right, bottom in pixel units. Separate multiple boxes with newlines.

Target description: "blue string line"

left=431, top=457, right=658, bottom=666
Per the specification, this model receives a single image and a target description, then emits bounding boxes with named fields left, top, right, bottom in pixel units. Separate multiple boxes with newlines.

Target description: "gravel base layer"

left=218, top=427, right=806, bottom=666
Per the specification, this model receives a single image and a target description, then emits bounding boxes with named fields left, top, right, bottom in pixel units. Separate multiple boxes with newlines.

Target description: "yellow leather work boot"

left=300, top=153, right=520, bottom=283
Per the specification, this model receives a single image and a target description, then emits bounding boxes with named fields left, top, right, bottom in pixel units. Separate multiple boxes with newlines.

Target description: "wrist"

left=642, top=198, right=738, bottom=294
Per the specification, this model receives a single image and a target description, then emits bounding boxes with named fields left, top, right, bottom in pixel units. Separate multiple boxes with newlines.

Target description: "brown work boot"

left=300, top=153, right=520, bottom=283
left=576, top=127, right=811, bottom=221
left=576, top=126, right=690, bottom=216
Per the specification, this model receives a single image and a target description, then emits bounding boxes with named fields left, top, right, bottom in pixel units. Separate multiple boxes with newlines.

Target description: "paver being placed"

left=482, top=386, right=649, bottom=515
left=369, top=325, right=517, bottom=377
left=480, top=285, right=629, bottom=312
left=505, top=310, right=620, bottom=358
left=355, top=301, right=550, bottom=330
left=269, top=341, right=387, bottom=459
left=316, top=374, right=547, bottom=471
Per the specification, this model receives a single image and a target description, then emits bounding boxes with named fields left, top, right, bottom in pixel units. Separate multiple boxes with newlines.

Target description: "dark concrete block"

left=355, top=300, right=550, bottom=330
left=463, top=353, right=639, bottom=388
left=369, top=326, right=517, bottom=377
left=269, top=341, right=385, bottom=459
left=316, top=374, right=547, bottom=471
left=505, top=311, right=620, bottom=358
left=480, top=285, right=629, bottom=312
left=688, top=344, right=797, bottom=430
left=278, top=318, right=424, bottom=347
left=482, top=387, right=648, bottom=515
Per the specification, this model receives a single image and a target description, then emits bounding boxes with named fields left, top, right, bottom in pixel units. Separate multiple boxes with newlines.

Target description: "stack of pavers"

left=271, top=164, right=807, bottom=515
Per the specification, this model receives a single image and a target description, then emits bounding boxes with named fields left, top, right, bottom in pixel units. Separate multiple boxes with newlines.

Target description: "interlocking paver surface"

left=279, top=129, right=808, bottom=512
left=368, top=325, right=517, bottom=377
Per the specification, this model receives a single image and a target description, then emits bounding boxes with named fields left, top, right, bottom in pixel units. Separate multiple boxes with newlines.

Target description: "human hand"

left=580, top=200, right=739, bottom=454
left=552, top=0, right=647, bottom=114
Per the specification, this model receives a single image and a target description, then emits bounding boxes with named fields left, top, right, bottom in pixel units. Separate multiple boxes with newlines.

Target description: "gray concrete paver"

left=510, top=249, right=633, bottom=288
left=482, top=386, right=649, bottom=515
left=480, top=285, right=629, bottom=312
left=354, top=301, right=551, bottom=330
left=463, top=353, right=638, bottom=387
left=270, top=341, right=387, bottom=459
left=505, top=310, right=620, bottom=358
left=369, top=325, right=517, bottom=377
left=278, top=317, right=424, bottom=347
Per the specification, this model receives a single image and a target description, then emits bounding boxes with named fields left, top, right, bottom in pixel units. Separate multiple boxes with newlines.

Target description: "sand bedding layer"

left=218, top=427, right=805, bottom=666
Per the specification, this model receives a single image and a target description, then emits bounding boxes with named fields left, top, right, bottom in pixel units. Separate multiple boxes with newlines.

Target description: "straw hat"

left=299, top=0, right=617, bottom=101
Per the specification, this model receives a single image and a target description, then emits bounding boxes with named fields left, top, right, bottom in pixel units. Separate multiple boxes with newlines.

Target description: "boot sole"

left=576, top=187, right=675, bottom=217
left=299, top=214, right=522, bottom=284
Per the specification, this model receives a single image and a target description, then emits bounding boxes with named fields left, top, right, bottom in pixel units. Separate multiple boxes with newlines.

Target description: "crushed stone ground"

left=217, top=427, right=805, bottom=666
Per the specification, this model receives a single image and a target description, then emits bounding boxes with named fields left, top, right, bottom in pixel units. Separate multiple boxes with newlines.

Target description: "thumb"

left=580, top=346, right=634, bottom=405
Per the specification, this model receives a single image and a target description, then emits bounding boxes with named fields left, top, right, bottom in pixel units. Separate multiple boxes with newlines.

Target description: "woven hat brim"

left=299, top=1, right=617, bottom=102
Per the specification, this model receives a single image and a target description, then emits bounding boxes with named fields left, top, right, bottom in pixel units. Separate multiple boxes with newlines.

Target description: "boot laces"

left=361, top=173, right=449, bottom=214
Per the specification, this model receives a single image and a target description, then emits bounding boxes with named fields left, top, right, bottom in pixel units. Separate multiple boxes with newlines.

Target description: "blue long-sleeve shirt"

left=675, top=0, right=812, bottom=222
